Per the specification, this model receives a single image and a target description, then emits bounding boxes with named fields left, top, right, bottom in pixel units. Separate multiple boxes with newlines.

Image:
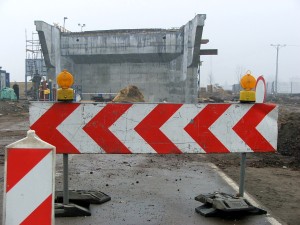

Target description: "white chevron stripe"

left=256, top=105, right=278, bottom=150
left=29, top=102, right=52, bottom=125
left=161, top=104, right=206, bottom=153
left=57, top=103, right=106, bottom=153
left=110, top=104, right=157, bottom=153
left=210, top=104, right=253, bottom=152
left=5, top=151, right=53, bottom=225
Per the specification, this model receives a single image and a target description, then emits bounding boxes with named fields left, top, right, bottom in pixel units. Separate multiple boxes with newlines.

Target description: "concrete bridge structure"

left=35, top=14, right=216, bottom=103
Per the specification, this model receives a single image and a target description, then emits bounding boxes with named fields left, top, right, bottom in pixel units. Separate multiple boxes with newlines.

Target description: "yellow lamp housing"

left=239, top=72, right=256, bottom=103
left=56, top=69, right=74, bottom=101
left=57, top=88, right=74, bottom=101
left=239, top=90, right=256, bottom=102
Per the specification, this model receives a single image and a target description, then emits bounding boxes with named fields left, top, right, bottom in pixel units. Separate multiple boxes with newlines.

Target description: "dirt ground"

left=0, top=99, right=299, bottom=225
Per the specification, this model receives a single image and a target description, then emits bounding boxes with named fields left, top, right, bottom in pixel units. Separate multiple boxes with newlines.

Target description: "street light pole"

left=78, top=23, right=86, bottom=32
left=63, top=17, right=68, bottom=31
left=271, top=44, right=286, bottom=95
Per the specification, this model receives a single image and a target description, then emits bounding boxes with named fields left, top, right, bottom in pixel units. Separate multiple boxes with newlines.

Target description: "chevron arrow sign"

left=29, top=102, right=278, bottom=154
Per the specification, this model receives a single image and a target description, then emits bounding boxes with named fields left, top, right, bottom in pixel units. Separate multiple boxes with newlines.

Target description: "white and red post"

left=3, top=130, right=55, bottom=225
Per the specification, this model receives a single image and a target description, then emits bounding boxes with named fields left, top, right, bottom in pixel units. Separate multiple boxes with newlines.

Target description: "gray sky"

left=0, top=0, right=299, bottom=86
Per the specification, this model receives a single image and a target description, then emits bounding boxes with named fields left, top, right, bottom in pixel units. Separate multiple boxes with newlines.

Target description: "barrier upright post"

left=63, top=154, right=69, bottom=205
left=3, top=130, right=55, bottom=225
left=239, top=153, right=247, bottom=197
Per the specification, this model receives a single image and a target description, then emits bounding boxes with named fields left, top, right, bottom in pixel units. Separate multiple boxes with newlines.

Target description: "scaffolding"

left=25, top=31, right=47, bottom=99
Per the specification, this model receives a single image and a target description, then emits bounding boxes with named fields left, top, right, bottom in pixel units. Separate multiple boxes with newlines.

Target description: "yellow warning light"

left=56, top=69, right=74, bottom=101
left=239, top=71, right=256, bottom=103
left=240, top=73, right=256, bottom=91
left=57, top=69, right=74, bottom=89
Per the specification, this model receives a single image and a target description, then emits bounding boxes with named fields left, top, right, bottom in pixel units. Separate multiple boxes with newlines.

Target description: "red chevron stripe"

left=134, top=104, right=183, bottom=154
left=83, top=103, right=132, bottom=154
left=6, top=149, right=51, bottom=192
left=20, top=194, right=52, bottom=225
left=233, top=104, right=276, bottom=152
left=31, top=103, right=80, bottom=154
left=184, top=104, right=231, bottom=153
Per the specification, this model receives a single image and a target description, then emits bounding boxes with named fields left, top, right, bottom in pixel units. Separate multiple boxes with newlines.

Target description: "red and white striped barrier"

left=30, top=102, right=278, bottom=154
left=3, top=130, right=55, bottom=225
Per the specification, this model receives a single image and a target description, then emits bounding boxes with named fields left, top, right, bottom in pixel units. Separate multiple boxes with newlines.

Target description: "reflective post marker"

left=3, top=130, right=55, bottom=225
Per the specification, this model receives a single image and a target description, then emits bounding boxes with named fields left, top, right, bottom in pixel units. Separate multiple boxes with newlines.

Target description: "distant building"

left=0, top=68, right=10, bottom=90
left=232, top=84, right=241, bottom=95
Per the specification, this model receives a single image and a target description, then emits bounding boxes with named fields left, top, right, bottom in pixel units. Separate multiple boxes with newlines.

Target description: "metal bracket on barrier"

left=194, top=192, right=267, bottom=217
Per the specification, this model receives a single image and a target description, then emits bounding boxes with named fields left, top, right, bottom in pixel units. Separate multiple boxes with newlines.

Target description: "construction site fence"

left=266, top=81, right=300, bottom=94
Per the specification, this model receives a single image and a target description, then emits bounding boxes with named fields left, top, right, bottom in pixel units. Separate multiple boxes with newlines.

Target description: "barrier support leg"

left=194, top=152, right=267, bottom=217
left=63, top=154, right=69, bottom=204
left=55, top=154, right=111, bottom=217
left=55, top=153, right=91, bottom=217
left=239, top=153, right=247, bottom=197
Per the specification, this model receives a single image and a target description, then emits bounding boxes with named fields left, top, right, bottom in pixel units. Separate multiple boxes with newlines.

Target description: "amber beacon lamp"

left=239, top=71, right=256, bottom=103
left=56, top=69, right=74, bottom=101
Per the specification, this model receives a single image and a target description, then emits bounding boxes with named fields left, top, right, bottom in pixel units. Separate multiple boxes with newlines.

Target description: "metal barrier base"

left=55, top=190, right=111, bottom=217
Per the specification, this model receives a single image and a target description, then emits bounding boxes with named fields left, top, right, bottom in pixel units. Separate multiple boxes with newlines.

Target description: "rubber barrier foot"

left=55, top=190, right=111, bottom=205
left=195, top=192, right=267, bottom=218
left=55, top=203, right=91, bottom=217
